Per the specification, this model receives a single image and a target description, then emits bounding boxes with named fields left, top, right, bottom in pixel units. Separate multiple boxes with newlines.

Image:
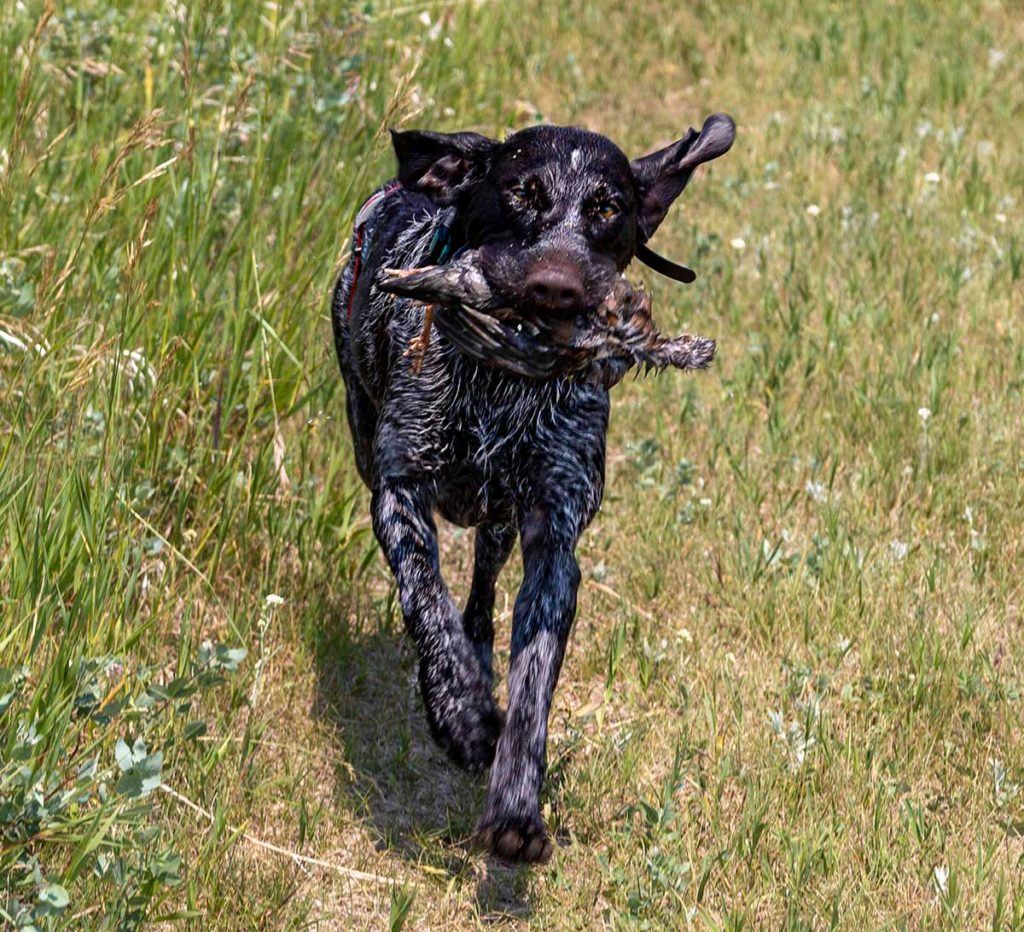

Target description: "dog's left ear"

left=390, top=129, right=497, bottom=205
left=630, top=113, right=735, bottom=241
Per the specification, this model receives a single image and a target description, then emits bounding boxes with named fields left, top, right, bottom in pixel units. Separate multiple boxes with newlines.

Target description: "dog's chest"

left=459, top=382, right=546, bottom=464
left=418, top=369, right=581, bottom=522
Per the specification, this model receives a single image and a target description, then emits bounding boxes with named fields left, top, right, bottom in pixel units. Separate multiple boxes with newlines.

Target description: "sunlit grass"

left=1, top=0, right=1023, bottom=927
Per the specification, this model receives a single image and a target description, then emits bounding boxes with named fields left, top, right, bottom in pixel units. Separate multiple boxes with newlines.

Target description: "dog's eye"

left=506, top=178, right=546, bottom=211
left=594, top=201, right=620, bottom=221
left=589, top=186, right=622, bottom=221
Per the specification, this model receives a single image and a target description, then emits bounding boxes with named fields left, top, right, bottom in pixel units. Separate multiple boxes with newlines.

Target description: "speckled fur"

left=331, top=118, right=734, bottom=863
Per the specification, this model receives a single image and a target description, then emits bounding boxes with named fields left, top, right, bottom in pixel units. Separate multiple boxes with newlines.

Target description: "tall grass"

left=2, top=0, right=1023, bottom=927
left=0, top=1, right=431, bottom=924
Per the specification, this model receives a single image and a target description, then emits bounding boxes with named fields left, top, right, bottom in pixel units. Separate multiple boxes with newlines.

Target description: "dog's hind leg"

left=463, top=522, right=517, bottom=687
left=342, top=379, right=376, bottom=487
left=371, top=479, right=502, bottom=770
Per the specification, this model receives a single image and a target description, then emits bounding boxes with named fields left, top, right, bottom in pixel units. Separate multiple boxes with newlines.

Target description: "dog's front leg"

left=477, top=507, right=581, bottom=863
left=371, top=479, right=501, bottom=769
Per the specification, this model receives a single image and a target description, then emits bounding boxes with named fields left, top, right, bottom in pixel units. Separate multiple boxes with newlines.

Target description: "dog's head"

left=390, top=114, right=735, bottom=317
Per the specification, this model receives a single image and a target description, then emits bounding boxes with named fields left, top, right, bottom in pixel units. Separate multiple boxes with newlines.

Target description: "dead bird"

left=331, top=113, right=735, bottom=865
left=377, top=254, right=716, bottom=385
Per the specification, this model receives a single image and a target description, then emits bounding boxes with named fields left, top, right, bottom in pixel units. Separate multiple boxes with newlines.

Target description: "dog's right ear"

left=390, top=129, right=497, bottom=205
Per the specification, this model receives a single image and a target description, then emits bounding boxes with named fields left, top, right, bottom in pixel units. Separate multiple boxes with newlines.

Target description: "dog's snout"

left=524, top=262, right=585, bottom=314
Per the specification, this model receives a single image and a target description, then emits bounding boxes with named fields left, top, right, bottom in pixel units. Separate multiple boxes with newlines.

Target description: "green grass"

left=1, top=0, right=1023, bottom=926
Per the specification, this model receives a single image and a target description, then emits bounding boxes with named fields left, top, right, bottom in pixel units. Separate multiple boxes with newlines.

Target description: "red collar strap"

left=346, top=181, right=403, bottom=319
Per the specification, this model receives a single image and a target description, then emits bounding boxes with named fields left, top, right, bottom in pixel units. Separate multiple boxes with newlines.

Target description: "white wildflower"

left=805, top=203, right=821, bottom=217
left=995, top=213, right=1007, bottom=224
left=768, top=708, right=817, bottom=770
left=0, top=328, right=29, bottom=352
left=924, top=171, right=941, bottom=184
left=165, top=0, right=187, bottom=23
left=119, top=348, right=156, bottom=394
left=805, top=480, right=828, bottom=503
left=993, top=758, right=1020, bottom=806
left=0, top=323, right=48, bottom=356
left=917, top=406, right=931, bottom=423
left=264, top=593, right=285, bottom=607
left=729, top=237, right=746, bottom=250
left=890, top=540, right=909, bottom=561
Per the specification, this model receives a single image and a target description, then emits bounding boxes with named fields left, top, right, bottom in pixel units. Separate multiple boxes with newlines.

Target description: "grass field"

left=2, top=0, right=1023, bottom=927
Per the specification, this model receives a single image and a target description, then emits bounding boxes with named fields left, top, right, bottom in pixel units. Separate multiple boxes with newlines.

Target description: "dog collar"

left=353, top=180, right=402, bottom=229
left=427, top=205, right=459, bottom=264
left=347, top=181, right=404, bottom=319
left=635, top=243, right=696, bottom=284
left=430, top=212, right=697, bottom=285
left=351, top=183, right=697, bottom=321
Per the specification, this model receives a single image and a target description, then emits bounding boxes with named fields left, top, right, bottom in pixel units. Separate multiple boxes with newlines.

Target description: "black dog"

left=331, top=114, right=734, bottom=863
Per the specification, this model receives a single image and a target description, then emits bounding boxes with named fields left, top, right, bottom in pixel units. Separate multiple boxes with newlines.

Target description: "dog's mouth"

left=375, top=250, right=715, bottom=386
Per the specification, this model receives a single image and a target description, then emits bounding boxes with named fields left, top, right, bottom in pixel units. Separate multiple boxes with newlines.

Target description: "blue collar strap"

left=427, top=206, right=458, bottom=264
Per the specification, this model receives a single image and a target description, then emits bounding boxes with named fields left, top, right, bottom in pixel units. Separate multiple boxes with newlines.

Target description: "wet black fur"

left=331, top=117, right=734, bottom=863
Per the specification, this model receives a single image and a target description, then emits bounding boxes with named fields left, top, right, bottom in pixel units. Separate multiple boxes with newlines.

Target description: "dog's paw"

left=476, top=813, right=553, bottom=864
left=432, top=699, right=502, bottom=771
left=476, top=815, right=553, bottom=864
left=420, top=658, right=501, bottom=771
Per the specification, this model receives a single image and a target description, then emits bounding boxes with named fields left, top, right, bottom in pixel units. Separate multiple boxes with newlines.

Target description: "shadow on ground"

left=311, top=599, right=534, bottom=920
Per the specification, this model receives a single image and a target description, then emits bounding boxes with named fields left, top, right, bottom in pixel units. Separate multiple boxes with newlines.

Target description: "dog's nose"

left=525, top=263, right=585, bottom=314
